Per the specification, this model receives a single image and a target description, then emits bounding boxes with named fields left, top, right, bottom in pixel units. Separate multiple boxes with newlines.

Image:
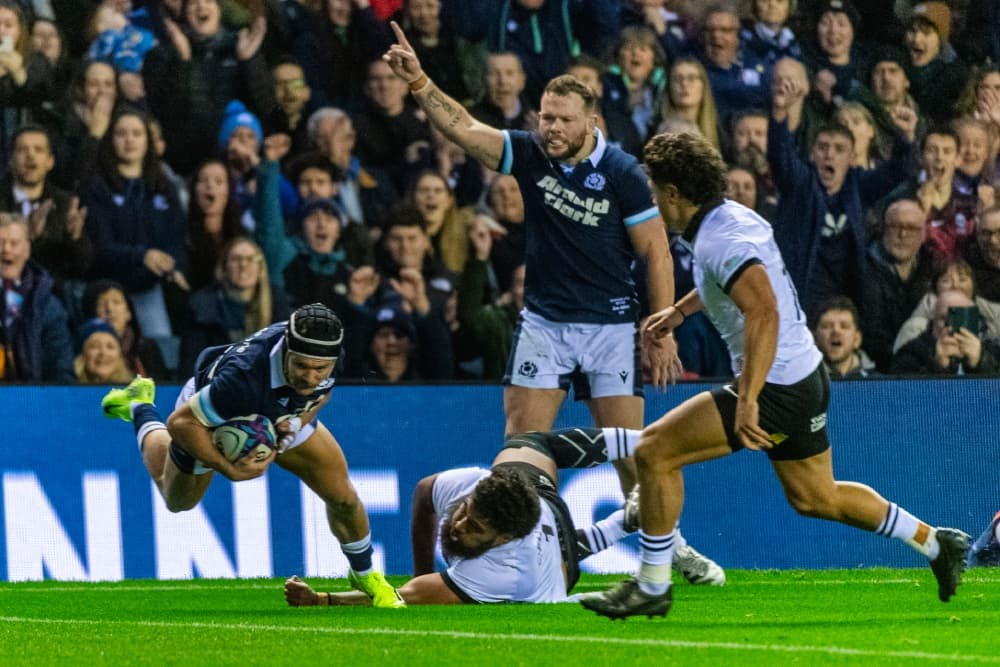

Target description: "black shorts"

left=711, top=363, right=831, bottom=461
left=491, top=461, right=580, bottom=593
left=169, top=439, right=201, bottom=474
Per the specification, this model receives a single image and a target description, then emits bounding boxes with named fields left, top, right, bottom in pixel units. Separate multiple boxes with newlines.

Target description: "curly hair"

left=472, top=468, right=540, bottom=539
left=644, top=131, right=727, bottom=205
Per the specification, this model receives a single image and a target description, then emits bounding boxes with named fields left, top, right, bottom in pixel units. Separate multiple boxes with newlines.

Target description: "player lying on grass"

left=102, top=303, right=404, bottom=608
left=285, top=428, right=724, bottom=605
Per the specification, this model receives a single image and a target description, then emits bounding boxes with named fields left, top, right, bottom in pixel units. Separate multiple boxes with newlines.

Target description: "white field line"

left=0, top=616, right=997, bottom=664
left=0, top=578, right=942, bottom=593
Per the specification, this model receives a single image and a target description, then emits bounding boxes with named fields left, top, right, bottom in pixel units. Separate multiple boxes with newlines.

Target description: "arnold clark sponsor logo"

left=536, top=175, right=610, bottom=227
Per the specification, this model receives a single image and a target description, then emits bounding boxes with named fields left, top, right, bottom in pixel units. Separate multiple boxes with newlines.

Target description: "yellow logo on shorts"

left=769, top=432, right=788, bottom=445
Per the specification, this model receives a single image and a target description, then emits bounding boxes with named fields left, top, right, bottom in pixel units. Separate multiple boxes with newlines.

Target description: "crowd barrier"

left=1, top=378, right=997, bottom=581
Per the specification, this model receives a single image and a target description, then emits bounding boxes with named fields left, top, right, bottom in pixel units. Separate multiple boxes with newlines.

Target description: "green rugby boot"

left=348, top=570, right=406, bottom=608
left=101, top=376, right=156, bottom=422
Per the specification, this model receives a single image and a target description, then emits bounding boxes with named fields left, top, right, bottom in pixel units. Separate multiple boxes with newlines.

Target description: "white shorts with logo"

left=502, top=309, right=642, bottom=400
left=173, top=377, right=316, bottom=474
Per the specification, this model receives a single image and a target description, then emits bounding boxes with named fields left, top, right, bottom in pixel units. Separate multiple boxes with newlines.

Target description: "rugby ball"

left=212, top=414, right=277, bottom=462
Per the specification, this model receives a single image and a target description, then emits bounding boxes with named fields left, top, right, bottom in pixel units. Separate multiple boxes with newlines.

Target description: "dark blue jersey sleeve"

left=619, top=161, right=659, bottom=227
left=190, top=364, right=259, bottom=427
left=499, top=130, right=541, bottom=177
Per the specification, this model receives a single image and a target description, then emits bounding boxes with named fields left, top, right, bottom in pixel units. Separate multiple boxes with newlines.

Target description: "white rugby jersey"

left=432, top=467, right=567, bottom=604
left=684, top=199, right=822, bottom=385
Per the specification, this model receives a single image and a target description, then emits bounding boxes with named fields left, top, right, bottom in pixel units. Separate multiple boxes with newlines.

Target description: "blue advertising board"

left=0, top=378, right=997, bottom=581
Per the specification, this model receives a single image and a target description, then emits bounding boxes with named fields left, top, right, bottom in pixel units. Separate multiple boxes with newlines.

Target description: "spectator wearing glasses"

left=967, top=205, right=1000, bottom=302
left=693, top=3, right=768, bottom=129
left=860, top=199, right=932, bottom=372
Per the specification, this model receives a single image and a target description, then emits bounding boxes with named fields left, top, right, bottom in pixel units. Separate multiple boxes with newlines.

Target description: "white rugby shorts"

left=503, top=310, right=642, bottom=399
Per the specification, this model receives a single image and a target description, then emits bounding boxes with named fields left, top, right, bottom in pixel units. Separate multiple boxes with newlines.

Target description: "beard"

left=439, top=515, right=493, bottom=560
left=543, top=130, right=588, bottom=161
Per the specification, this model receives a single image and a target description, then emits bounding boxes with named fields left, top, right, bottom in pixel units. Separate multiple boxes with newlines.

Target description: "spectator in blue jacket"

left=601, top=26, right=667, bottom=149
left=80, top=108, right=187, bottom=338
left=690, top=3, right=769, bottom=129
left=0, top=213, right=73, bottom=382
left=768, top=73, right=917, bottom=322
left=618, top=0, right=690, bottom=60
left=740, top=0, right=801, bottom=68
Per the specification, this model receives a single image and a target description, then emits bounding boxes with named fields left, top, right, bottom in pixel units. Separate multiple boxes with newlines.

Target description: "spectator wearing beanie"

left=904, top=1, right=969, bottom=125
left=218, top=99, right=299, bottom=226
left=217, top=99, right=263, bottom=156
left=866, top=44, right=926, bottom=143
left=341, top=302, right=452, bottom=382
left=73, top=317, right=134, bottom=384
left=81, top=278, right=170, bottom=380
left=276, top=197, right=356, bottom=312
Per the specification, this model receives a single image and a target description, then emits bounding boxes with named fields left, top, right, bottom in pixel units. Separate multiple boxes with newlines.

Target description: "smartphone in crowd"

left=946, top=306, right=982, bottom=334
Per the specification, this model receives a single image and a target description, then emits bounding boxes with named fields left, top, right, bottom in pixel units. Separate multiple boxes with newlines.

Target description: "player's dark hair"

left=644, top=131, right=727, bottom=204
left=544, top=74, right=597, bottom=113
left=472, top=468, right=540, bottom=539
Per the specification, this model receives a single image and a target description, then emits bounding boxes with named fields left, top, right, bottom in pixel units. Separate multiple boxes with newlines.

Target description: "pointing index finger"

left=390, top=20, right=412, bottom=51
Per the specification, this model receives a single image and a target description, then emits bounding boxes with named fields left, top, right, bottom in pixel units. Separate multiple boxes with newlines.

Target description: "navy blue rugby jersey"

left=499, top=128, right=659, bottom=323
left=188, top=323, right=334, bottom=428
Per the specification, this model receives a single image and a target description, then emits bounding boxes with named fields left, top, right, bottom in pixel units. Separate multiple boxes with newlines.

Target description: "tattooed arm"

left=383, top=21, right=504, bottom=170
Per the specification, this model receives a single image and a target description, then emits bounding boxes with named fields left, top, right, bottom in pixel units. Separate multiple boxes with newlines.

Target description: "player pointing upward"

left=383, top=22, right=681, bottom=497
left=578, top=132, right=970, bottom=620
left=102, top=303, right=404, bottom=608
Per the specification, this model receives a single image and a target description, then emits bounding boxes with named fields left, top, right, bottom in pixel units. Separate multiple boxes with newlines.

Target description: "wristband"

left=409, top=73, right=429, bottom=93
left=674, top=304, right=686, bottom=324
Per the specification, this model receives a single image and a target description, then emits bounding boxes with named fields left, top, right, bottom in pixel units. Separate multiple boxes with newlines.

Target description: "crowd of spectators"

left=2, top=0, right=1000, bottom=384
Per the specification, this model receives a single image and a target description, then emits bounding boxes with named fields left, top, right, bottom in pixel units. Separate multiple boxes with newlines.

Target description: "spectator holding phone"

left=889, top=288, right=1000, bottom=375
left=891, top=259, right=1000, bottom=354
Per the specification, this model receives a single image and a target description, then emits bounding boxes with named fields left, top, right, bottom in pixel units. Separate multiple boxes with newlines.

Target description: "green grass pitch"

left=2, top=569, right=999, bottom=666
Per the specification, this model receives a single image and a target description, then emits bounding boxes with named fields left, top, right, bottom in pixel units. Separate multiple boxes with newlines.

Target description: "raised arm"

left=383, top=21, right=504, bottom=170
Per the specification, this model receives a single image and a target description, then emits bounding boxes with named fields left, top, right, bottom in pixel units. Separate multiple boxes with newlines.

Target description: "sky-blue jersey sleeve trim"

left=499, top=131, right=513, bottom=175
left=624, top=205, right=659, bottom=227
left=190, top=387, right=225, bottom=427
